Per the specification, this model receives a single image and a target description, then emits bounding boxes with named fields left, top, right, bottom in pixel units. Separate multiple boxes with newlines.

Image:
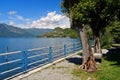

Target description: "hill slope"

left=0, top=23, right=53, bottom=37
left=25, top=28, right=53, bottom=36
left=38, top=27, right=78, bottom=38
left=0, top=23, right=31, bottom=37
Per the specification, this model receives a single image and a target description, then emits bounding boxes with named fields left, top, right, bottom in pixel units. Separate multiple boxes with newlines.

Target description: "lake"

left=0, top=38, right=80, bottom=53
left=0, top=38, right=94, bottom=79
left=0, top=38, right=81, bottom=79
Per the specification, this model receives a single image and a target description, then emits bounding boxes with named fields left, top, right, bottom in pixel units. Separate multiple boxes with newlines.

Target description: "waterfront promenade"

left=12, top=49, right=108, bottom=80
left=12, top=52, right=82, bottom=80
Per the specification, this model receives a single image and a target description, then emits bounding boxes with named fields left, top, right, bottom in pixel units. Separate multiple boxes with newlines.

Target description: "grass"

left=112, top=44, right=120, bottom=47
left=72, top=49, right=120, bottom=80
left=77, top=52, right=82, bottom=55
left=51, top=66, right=68, bottom=70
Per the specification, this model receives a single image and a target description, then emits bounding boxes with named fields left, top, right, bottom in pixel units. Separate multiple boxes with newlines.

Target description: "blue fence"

left=0, top=42, right=82, bottom=79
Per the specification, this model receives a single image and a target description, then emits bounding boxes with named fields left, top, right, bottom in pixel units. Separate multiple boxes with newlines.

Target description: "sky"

left=0, top=0, right=70, bottom=29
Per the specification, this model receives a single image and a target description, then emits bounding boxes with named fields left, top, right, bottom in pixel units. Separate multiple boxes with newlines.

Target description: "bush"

left=100, top=27, right=113, bottom=48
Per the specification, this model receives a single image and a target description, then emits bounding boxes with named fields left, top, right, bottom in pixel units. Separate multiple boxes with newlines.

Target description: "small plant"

left=72, top=54, right=120, bottom=80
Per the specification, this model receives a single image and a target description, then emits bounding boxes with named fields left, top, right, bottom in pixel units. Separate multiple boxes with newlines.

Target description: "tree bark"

left=76, top=24, right=97, bottom=72
left=94, top=36, right=102, bottom=53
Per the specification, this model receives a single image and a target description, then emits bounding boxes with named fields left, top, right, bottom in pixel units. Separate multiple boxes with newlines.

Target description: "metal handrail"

left=0, top=59, right=21, bottom=66
left=26, top=61, right=49, bottom=73
left=0, top=42, right=81, bottom=80
left=28, top=58, right=49, bottom=66
left=0, top=51, right=22, bottom=56
left=53, top=53, right=64, bottom=58
left=0, top=47, right=49, bottom=56
left=27, top=47, right=49, bottom=52
left=28, top=53, right=48, bottom=59
left=51, top=44, right=64, bottom=48
left=52, top=48, right=64, bottom=53
left=0, top=66, right=21, bottom=75
left=75, top=47, right=81, bottom=50
left=0, top=42, right=80, bottom=56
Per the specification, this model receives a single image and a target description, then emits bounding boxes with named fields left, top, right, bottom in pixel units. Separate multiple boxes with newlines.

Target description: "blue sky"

left=0, top=0, right=70, bottom=29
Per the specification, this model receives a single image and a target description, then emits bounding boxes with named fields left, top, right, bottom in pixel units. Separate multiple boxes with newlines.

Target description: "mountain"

left=38, top=27, right=78, bottom=38
left=25, top=28, right=53, bottom=36
left=0, top=23, right=53, bottom=37
left=0, top=23, right=31, bottom=37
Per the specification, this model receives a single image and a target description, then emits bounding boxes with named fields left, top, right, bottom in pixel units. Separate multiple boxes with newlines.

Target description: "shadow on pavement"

left=66, top=55, right=82, bottom=65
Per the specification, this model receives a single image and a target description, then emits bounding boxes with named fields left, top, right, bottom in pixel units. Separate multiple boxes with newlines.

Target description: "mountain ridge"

left=38, top=27, right=78, bottom=38
left=0, top=23, right=53, bottom=37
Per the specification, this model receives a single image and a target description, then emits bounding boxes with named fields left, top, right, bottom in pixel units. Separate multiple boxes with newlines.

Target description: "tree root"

left=79, top=64, right=87, bottom=71
left=79, top=55, right=97, bottom=72
left=79, top=63, right=97, bottom=72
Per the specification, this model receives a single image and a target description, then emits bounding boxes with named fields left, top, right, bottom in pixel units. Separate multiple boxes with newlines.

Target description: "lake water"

left=0, top=38, right=94, bottom=79
left=0, top=38, right=80, bottom=53
left=0, top=38, right=81, bottom=79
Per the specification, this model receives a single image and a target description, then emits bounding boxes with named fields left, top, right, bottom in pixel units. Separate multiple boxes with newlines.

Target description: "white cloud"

left=9, top=21, right=28, bottom=28
left=15, top=15, right=24, bottom=21
left=7, top=11, right=70, bottom=29
left=26, top=18, right=30, bottom=21
left=8, top=11, right=17, bottom=15
left=8, top=12, right=31, bottom=28
left=9, top=21, right=16, bottom=25
left=8, top=16, right=15, bottom=20
left=31, top=11, right=70, bottom=29
left=8, top=14, right=30, bottom=22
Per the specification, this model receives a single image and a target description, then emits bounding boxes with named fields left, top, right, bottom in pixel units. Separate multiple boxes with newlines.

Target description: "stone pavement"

left=11, top=49, right=108, bottom=80
left=20, top=54, right=82, bottom=80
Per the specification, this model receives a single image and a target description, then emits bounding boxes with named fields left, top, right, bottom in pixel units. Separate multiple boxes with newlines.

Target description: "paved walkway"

left=12, top=49, right=108, bottom=80
left=20, top=54, right=82, bottom=80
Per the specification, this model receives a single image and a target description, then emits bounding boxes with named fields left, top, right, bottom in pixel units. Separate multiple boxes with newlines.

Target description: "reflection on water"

left=0, top=38, right=80, bottom=53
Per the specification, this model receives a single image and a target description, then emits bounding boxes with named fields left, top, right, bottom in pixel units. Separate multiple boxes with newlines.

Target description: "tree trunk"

left=76, top=25, right=97, bottom=72
left=94, top=36, right=102, bottom=53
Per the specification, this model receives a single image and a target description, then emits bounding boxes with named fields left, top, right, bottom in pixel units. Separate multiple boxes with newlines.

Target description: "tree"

left=67, top=0, right=120, bottom=54
left=72, top=0, right=120, bottom=54
left=100, top=21, right=120, bottom=48
left=109, top=21, right=120, bottom=43
left=89, top=0, right=120, bottom=53
left=61, top=0, right=97, bottom=72
left=100, top=26, right=113, bottom=48
left=61, top=0, right=120, bottom=72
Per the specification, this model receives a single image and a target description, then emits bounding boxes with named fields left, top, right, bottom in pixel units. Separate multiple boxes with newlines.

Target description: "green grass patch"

left=51, top=66, right=68, bottom=70
left=76, top=51, right=82, bottom=55
left=55, top=66, right=68, bottom=69
left=112, top=44, right=120, bottom=47
left=72, top=57, right=120, bottom=80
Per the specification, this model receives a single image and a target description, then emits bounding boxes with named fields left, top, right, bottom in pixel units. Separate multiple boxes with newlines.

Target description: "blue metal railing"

left=0, top=42, right=82, bottom=79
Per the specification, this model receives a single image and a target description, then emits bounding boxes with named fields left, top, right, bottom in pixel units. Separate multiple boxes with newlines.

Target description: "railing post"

left=64, top=45, right=67, bottom=57
left=6, top=46, right=8, bottom=62
left=49, top=47, right=53, bottom=63
left=22, top=51, right=27, bottom=73
left=0, top=73, right=1, bottom=79
left=73, top=43, right=75, bottom=53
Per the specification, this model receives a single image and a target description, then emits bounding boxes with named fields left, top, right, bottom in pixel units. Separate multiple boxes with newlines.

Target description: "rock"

left=93, top=53, right=102, bottom=63
left=93, top=53, right=102, bottom=59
